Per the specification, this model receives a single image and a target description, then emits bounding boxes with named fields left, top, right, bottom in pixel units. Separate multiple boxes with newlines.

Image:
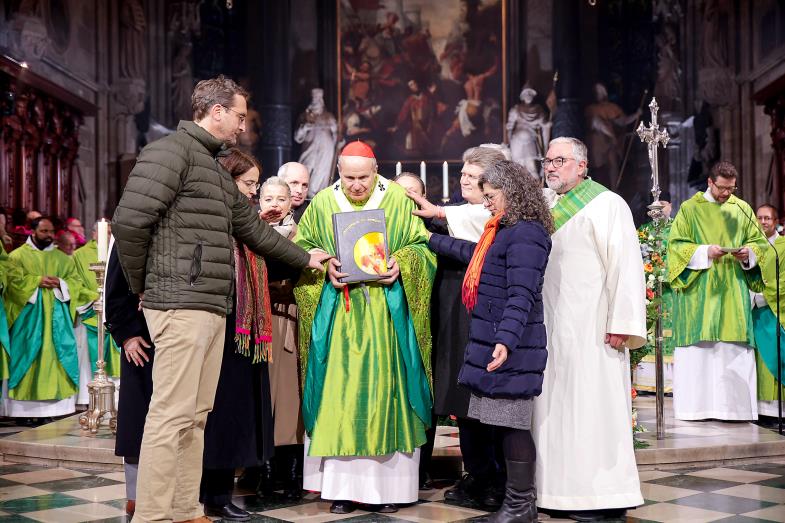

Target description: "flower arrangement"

left=632, top=222, right=670, bottom=369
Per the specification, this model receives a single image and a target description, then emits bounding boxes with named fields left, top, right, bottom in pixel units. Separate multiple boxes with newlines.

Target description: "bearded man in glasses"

left=667, top=160, right=768, bottom=424
left=533, top=137, right=647, bottom=521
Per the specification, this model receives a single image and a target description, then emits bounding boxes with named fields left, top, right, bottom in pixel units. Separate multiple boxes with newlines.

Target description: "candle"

left=395, top=162, right=402, bottom=176
left=97, top=219, right=109, bottom=262
left=420, top=161, right=426, bottom=185
left=442, top=161, right=449, bottom=200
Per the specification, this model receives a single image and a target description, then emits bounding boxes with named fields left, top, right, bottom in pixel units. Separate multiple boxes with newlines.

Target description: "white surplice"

left=533, top=189, right=646, bottom=511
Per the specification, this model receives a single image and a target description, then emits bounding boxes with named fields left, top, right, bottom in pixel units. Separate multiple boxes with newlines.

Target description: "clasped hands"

left=326, top=256, right=400, bottom=289
left=39, top=276, right=60, bottom=289
left=708, top=245, right=750, bottom=264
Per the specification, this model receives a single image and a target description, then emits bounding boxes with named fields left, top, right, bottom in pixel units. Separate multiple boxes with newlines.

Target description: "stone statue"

left=112, top=79, right=146, bottom=156
left=507, top=85, right=551, bottom=177
left=697, top=0, right=733, bottom=106
left=584, top=83, right=641, bottom=187
left=294, top=88, right=338, bottom=198
left=169, top=1, right=200, bottom=121
left=119, top=0, right=147, bottom=79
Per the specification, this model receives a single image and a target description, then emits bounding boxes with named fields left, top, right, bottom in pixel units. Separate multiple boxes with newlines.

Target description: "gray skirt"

left=467, top=393, right=533, bottom=430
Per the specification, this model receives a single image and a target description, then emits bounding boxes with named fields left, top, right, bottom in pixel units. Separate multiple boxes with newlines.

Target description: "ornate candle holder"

left=79, top=262, right=117, bottom=435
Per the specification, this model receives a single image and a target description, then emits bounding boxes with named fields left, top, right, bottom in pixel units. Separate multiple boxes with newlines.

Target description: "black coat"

left=105, top=245, right=154, bottom=459
left=429, top=219, right=551, bottom=399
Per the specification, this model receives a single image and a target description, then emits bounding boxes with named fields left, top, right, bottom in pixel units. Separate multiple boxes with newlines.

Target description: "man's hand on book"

left=308, top=251, right=332, bottom=272
left=327, top=258, right=349, bottom=289
left=378, top=257, right=400, bottom=285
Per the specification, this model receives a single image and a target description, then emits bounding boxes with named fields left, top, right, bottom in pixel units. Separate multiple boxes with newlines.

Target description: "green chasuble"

left=0, top=244, right=12, bottom=380
left=755, top=236, right=785, bottom=402
left=667, top=192, right=768, bottom=347
left=293, top=177, right=436, bottom=457
left=72, top=240, right=121, bottom=377
left=4, top=242, right=97, bottom=400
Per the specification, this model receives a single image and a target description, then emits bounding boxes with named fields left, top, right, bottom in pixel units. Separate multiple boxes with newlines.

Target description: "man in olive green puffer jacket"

left=112, top=75, right=329, bottom=523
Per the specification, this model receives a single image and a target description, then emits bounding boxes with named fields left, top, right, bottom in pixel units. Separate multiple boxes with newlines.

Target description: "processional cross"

left=636, top=97, right=670, bottom=440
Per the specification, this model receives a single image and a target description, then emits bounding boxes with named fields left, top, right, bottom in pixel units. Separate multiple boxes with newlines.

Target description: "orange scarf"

left=462, top=212, right=504, bottom=311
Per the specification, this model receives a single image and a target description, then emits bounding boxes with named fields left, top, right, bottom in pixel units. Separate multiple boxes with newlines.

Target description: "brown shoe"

left=125, top=500, right=135, bottom=517
left=174, top=518, right=212, bottom=523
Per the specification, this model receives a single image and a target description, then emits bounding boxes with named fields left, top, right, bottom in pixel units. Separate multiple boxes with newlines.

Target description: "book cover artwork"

left=332, top=209, right=389, bottom=283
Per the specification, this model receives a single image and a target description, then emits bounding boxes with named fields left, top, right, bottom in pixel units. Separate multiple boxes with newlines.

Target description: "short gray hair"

left=462, top=146, right=507, bottom=174
left=462, top=143, right=511, bottom=162
left=260, top=176, right=291, bottom=197
left=549, top=137, right=588, bottom=164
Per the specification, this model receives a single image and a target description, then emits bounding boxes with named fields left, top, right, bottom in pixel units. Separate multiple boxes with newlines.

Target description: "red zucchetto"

left=340, top=140, right=375, bottom=159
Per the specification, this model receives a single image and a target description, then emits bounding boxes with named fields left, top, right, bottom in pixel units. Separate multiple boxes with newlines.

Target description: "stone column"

left=551, top=0, right=582, bottom=139
left=250, top=0, right=292, bottom=175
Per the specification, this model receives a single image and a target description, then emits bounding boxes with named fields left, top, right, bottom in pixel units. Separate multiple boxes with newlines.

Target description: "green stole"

left=757, top=235, right=785, bottom=396
left=8, top=289, right=79, bottom=389
left=550, top=179, right=608, bottom=232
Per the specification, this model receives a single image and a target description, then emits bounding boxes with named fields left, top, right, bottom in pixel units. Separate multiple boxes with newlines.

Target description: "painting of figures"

left=338, top=0, right=505, bottom=161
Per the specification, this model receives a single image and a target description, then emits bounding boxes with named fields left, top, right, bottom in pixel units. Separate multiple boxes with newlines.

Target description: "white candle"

left=442, top=161, right=449, bottom=200
left=97, top=219, right=108, bottom=262
left=420, top=161, right=426, bottom=185
left=395, top=161, right=402, bottom=176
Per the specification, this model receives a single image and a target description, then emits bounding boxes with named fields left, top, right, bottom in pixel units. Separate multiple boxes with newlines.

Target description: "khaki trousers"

left=132, top=308, right=226, bottom=523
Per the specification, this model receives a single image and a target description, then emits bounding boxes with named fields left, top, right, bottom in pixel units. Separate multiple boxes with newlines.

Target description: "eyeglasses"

left=541, top=156, right=575, bottom=169
left=241, top=180, right=260, bottom=191
left=221, top=105, right=246, bottom=124
left=712, top=183, right=737, bottom=193
left=483, top=192, right=502, bottom=204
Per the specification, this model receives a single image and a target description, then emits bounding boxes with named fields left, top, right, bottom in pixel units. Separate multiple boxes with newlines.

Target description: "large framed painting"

left=338, top=0, right=506, bottom=163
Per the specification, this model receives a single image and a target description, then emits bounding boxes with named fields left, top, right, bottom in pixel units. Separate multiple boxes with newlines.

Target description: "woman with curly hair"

left=427, top=160, right=552, bottom=523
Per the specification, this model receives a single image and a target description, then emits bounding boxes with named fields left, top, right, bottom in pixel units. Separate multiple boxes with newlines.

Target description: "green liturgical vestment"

left=756, top=236, right=785, bottom=402
left=4, top=242, right=97, bottom=400
left=294, top=177, right=436, bottom=457
left=0, top=244, right=12, bottom=380
left=73, top=240, right=121, bottom=377
left=667, top=193, right=768, bottom=348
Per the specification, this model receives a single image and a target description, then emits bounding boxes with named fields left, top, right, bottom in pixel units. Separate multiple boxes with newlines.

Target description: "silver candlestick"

left=636, top=97, right=670, bottom=440
left=79, top=262, right=117, bottom=435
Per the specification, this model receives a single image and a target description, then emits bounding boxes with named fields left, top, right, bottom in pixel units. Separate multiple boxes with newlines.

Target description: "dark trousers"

left=418, top=414, right=438, bottom=481
left=200, top=468, right=235, bottom=507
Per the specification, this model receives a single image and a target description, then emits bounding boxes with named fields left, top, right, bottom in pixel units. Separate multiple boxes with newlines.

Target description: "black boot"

left=486, top=459, right=537, bottom=523
left=282, top=447, right=302, bottom=500
left=255, top=460, right=275, bottom=499
left=444, top=473, right=487, bottom=506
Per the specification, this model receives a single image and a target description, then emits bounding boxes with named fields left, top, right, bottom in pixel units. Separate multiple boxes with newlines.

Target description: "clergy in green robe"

left=3, top=218, right=97, bottom=417
left=752, top=204, right=785, bottom=417
left=667, top=162, right=768, bottom=421
left=73, top=234, right=121, bottom=384
left=294, top=141, right=436, bottom=510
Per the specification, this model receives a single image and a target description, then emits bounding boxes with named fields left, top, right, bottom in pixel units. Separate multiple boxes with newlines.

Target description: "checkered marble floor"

left=0, top=459, right=784, bottom=522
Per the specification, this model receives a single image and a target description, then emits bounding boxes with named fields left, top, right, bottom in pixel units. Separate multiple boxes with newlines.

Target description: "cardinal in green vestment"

left=667, top=162, right=769, bottom=421
left=73, top=231, right=121, bottom=378
left=3, top=217, right=97, bottom=417
left=294, top=141, right=436, bottom=511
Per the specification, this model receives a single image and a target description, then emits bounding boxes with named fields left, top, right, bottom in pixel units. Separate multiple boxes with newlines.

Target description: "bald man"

left=277, top=162, right=311, bottom=222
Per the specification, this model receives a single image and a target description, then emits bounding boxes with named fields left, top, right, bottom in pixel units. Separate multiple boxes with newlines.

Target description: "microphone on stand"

left=738, top=204, right=783, bottom=435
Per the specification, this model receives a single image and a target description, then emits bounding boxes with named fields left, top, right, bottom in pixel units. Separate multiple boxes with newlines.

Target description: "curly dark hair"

left=479, top=160, right=554, bottom=234
left=710, top=160, right=738, bottom=181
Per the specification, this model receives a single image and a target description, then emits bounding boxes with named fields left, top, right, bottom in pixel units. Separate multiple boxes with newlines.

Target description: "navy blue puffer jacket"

left=429, top=219, right=551, bottom=399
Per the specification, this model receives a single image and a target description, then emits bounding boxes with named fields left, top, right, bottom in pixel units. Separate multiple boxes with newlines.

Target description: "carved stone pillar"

left=551, top=0, right=583, bottom=139
left=251, top=0, right=293, bottom=174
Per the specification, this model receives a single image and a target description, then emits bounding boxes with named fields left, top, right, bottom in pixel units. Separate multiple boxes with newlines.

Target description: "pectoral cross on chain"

left=636, top=97, right=670, bottom=206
